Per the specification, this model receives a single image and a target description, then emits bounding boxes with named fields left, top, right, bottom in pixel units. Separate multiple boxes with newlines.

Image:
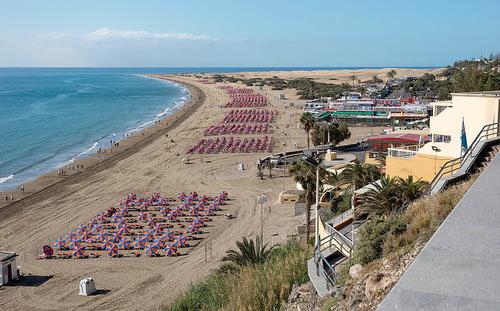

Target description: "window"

left=434, top=134, right=451, bottom=143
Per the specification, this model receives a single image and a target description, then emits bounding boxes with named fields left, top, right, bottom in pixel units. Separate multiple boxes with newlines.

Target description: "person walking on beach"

left=10, top=194, right=14, bottom=200
left=4, top=194, right=7, bottom=201
left=20, top=185, right=24, bottom=192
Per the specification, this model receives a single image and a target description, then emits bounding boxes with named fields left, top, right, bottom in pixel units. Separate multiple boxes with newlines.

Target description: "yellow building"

left=386, top=91, right=500, bottom=181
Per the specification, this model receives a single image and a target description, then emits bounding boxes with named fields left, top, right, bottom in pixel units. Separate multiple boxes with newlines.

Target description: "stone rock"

left=364, top=273, right=394, bottom=300
left=285, top=282, right=318, bottom=311
left=349, top=264, right=363, bottom=279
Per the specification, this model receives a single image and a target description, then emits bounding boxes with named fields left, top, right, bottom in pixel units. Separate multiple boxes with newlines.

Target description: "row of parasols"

left=39, top=191, right=229, bottom=259
left=187, top=136, right=272, bottom=154
left=222, top=109, right=277, bottom=124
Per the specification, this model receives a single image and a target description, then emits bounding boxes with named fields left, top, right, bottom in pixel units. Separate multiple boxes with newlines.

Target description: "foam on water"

left=0, top=69, right=188, bottom=191
left=0, top=175, right=14, bottom=184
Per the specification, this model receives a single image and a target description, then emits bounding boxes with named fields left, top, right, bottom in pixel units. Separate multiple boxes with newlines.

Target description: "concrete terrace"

left=378, top=154, right=500, bottom=310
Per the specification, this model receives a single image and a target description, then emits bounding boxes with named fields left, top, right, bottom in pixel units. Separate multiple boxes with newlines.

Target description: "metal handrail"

left=314, top=244, right=337, bottom=289
left=424, top=122, right=500, bottom=195
left=329, top=209, right=353, bottom=228
left=321, top=224, right=353, bottom=256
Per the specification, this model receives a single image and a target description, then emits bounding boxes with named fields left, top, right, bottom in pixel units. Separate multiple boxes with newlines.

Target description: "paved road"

left=378, top=154, right=500, bottom=310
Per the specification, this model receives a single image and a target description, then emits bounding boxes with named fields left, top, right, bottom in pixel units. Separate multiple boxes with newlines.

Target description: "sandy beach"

left=0, top=69, right=429, bottom=310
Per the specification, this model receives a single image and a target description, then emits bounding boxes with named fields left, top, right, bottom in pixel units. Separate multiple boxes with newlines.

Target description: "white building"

left=1, top=251, right=18, bottom=286
left=386, top=91, right=500, bottom=181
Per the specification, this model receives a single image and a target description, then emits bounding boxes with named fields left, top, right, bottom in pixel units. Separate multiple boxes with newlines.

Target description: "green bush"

left=352, top=215, right=407, bottom=265
left=169, top=274, right=230, bottom=311
left=168, top=240, right=308, bottom=311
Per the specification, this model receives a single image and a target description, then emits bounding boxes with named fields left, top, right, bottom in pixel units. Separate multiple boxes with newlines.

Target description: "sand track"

left=0, top=76, right=303, bottom=310
left=0, top=69, right=420, bottom=310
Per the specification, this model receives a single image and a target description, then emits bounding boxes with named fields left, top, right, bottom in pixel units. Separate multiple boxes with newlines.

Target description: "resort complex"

left=0, top=2, right=499, bottom=309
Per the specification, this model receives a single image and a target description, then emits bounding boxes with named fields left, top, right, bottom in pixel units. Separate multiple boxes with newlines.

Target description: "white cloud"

left=85, top=27, right=216, bottom=42
left=37, top=32, right=72, bottom=40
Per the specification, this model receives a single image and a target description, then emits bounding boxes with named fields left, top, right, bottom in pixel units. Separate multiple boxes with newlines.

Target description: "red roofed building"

left=365, top=132, right=429, bottom=166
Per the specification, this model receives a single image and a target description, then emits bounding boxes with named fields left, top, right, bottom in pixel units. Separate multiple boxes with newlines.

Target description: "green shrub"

left=169, top=273, right=230, bottom=311
left=168, top=240, right=308, bottom=311
left=352, top=215, right=407, bottom=265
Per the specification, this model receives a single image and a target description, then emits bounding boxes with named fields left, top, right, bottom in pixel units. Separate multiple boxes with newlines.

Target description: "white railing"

left=328, top=209, right=353, bottom=228
left=387, top=148, right=418, bottom=158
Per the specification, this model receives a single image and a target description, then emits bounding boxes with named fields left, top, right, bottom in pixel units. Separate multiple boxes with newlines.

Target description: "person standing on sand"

left=10, top=194, right=14, bottom=200
left=4, top=194, right=7, bottom=201
left=20, top=185, right=24, bottom=192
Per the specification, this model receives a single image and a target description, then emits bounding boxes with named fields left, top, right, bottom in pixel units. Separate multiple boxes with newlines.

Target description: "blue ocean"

left=0, top=67, right=434, bottom=191
left=0, top=68, right=191, bottom=191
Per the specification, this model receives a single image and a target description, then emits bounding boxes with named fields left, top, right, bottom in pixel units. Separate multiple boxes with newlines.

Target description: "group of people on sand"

left=3, top=185, right=23, bottom=201
left=58, top=163, right=84, bottom=176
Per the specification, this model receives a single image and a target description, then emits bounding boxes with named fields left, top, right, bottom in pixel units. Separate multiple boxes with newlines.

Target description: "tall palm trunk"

left=306, top=130, right=310, bottom=149
left=305, top=190, right=312, bottom=243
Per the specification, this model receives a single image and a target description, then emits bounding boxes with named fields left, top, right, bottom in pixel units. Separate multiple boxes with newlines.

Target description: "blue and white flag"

left=461, top=117, right=468, bottom=156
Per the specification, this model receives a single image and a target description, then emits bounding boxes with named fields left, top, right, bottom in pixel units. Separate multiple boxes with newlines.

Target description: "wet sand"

left=0, top=69, right=422, bottom=310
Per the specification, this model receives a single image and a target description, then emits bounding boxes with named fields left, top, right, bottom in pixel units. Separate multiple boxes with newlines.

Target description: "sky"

left=0, top=0, right=499, bottom=67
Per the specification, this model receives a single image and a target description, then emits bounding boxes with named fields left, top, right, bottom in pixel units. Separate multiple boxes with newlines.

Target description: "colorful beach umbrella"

left=144, top=245, right=158, bottom=257
left=107, top=244, right=119, bottom=257
left=138, top=212, right=148, bottom=221
left=119, top=238, right=132, bottom=250
left=72, top=244, right=86, bottom=258
left=165, top=244, right=178, bottom=257
left=54, top=238, right=67, bottom=250
left=135, top=236, right=147, bottom=249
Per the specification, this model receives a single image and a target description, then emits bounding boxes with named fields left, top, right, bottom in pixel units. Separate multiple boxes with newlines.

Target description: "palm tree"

left=357, top=176, right=402, bottom=219
left=300, top=112, right=315, bottom=149
left=339, top=159, right=381, bottom=190
left=289, top=160, right=324, bottom=243
left=374, top=153, right=387, bottom=167
left=351, top=75, right=357, bottom=88
left=222, top=236, right=275, bottom=266
left=263, top=160, right=275, bottom=178
left=386, top=69, right=397, bottom=79
left=397, top=175, right=428, bottom=205
left=256, top=165, right=264, bottom=180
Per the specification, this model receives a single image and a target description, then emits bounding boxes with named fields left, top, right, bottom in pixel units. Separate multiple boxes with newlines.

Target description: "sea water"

left=0, top=66, right=435, bottom=191
left=0, top=68, right=190, bottom=191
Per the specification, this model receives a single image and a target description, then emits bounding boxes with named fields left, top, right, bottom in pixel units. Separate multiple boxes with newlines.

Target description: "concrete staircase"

left=428, top=138, right=500, bottom=195
left=426, top=123, right=500, bottom=195
left=308, top=214, right=356, bottom=297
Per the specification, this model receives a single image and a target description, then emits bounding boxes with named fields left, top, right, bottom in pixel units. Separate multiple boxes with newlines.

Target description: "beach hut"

left=0, top=251, right=19, bottom=286
left=107, top=244, right=119, bottom=257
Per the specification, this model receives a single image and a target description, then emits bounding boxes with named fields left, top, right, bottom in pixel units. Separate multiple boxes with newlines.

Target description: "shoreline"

left=0, top=77, right=205, bottom=213
left=0, top=74, right=189, bottom=193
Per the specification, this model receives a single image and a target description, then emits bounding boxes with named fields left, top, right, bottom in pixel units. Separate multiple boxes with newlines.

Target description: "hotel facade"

left=386, top=91, right=500, bottom=181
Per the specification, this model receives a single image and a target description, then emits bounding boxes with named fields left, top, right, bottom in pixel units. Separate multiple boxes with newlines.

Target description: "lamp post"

left=301, top=154, right=321, bottom=250
left=432, top=145, right=441, bottom=174
left=257, top=194, right=268, bottom=241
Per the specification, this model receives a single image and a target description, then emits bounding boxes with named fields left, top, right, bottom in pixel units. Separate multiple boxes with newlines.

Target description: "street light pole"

left=315, top=165, right=320, bottom=248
